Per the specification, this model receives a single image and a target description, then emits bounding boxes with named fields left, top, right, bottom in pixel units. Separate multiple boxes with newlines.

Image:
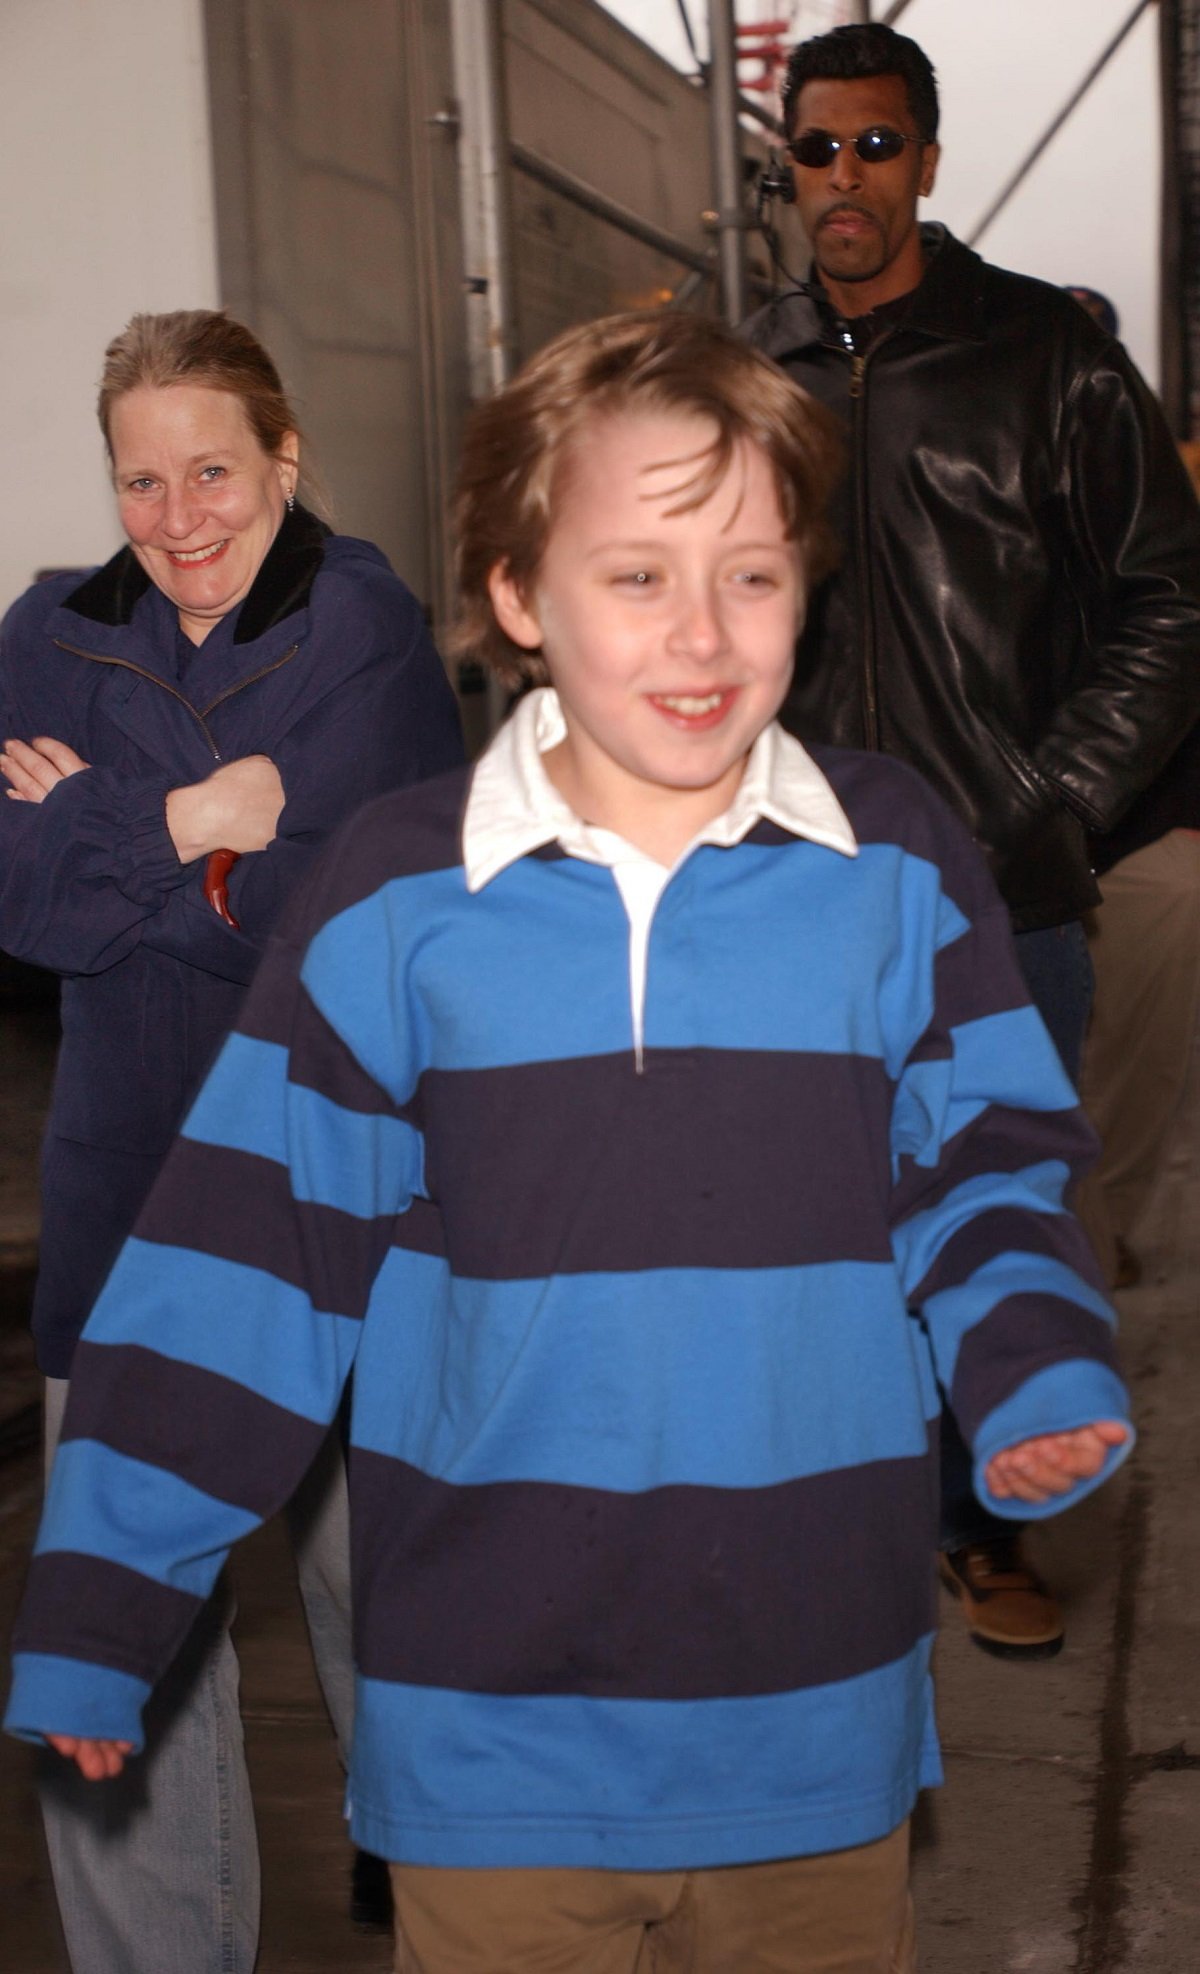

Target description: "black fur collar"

left=63, top=502, right=331, bottom=644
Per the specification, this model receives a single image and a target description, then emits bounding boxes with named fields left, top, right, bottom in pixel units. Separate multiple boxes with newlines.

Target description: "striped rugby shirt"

left=6, top=691, right=1131, bottom=1868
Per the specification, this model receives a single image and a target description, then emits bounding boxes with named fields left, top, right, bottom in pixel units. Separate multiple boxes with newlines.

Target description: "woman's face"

left=109, top=383, right=297, bottom=643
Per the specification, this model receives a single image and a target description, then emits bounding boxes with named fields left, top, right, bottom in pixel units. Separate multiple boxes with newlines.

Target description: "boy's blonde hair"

left=450, top=310, right=843, bottom=686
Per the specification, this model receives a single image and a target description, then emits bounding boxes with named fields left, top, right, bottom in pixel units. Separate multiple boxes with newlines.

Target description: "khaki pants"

left=391, top=1820, right=915, bottom=1973
left=1077, top=830, right=1200, bottom=1279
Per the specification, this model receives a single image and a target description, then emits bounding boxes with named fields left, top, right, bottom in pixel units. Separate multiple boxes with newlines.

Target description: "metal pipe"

left=511, top=144, right=716, bottom=275
left=967, top=0, right=1154, bottom=248
left=845, top=1, right=873, bottom=21
left=449, top=0, right=517, bottom=731
left=449, top=0, right=518, bottom=397
left=707, top=0, right=747, bottom=323
left=674, top=0, right=702, bottom=70
left=739, top=93, right=784, bottom=137
left=1152, top=0, right=1192, bottom=436
left=880, top=0, right=915, bottom=24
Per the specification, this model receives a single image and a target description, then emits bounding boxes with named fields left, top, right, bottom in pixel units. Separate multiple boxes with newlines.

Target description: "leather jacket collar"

left=761, top=226, right=988, bottom=359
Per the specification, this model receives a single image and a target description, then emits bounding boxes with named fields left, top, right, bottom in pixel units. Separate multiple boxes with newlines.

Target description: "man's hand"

left=985, top=1420, right=1129, bottom=1504
left=46, top=1734, right=133, bottom=1780
left=1, top=736, right=90, bottom=802
left=166, top=755, right=285, bottom=863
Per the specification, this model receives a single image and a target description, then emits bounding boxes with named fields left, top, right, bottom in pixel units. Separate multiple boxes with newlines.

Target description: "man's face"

left=789, top=74, right=939, bottom=314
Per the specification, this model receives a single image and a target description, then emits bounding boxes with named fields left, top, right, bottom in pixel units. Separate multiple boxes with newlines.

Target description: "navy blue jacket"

left=0, top=504, right=463, bottom=1373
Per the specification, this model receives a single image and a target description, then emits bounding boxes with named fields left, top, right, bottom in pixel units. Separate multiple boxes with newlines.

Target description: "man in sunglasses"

left=745, top=22, right=1200, bottom=1662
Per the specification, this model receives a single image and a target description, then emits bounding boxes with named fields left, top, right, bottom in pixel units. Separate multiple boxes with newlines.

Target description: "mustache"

left=818, top=202, right=880, bottom=228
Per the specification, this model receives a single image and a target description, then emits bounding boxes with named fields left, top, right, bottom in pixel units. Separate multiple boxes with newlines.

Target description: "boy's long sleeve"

left=889, top=877, right=1130, bottom=1517
left=5, top=842, right=415, bottom=1750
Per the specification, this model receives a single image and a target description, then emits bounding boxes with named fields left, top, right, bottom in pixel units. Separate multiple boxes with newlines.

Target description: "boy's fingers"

left=993, top=1466, right=1062, bottom=1504
left=1093, top=1420, right=1131, bottom=1445
left=1002, top=1479, right=1054, bottom=1505
left=985, top=1419, right=1131, bottom=1501
left=1041, top=1424, right=1128, bottom=1472
left=983, top=1452, right=1052, bottom=1502
left=1000, top=1422, right=1130, bottom=1467
left=46, top=1733, right=132, bottom=1780
left=987, top=1449, right=1067, bottom=1493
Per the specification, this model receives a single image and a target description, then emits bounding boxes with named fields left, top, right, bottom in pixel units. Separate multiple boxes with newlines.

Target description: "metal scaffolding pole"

left=1160, top=0, right=1200, bottom=437
left=449, top=0, right=518, bottom=398
left=707, top=0, right=747, bottom=324
left=449, top=0, right=517, bottom=731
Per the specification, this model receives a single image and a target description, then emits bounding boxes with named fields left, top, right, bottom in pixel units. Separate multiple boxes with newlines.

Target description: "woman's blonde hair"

left=98, top=310, right=302, bottom=470
left=449, top=309, right=843, bottom=686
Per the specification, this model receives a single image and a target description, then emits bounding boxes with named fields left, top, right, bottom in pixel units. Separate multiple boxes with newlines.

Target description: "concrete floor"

left=1, top=988, right=1197, bottom=1972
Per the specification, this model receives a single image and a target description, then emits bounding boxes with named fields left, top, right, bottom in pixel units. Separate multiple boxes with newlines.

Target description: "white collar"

left=462, top=686, right=857, bottom=893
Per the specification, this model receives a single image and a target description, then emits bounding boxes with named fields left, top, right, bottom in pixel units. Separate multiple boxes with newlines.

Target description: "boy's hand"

left=47, top=1734, right=133, bottom=1780
left=984, top=1421, right=1129, bottom=1505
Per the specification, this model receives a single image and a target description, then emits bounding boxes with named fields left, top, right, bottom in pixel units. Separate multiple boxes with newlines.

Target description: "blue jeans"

left=939, top=921, right=1094, bottom=1552
left=38, top=1379, right=355, bottom=1974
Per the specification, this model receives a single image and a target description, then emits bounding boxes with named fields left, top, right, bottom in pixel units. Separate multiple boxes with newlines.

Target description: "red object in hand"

left=203, top=848, right=241, bottom=928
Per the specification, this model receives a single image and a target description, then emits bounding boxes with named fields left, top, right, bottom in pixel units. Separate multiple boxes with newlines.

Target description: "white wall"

left=0, top=0, right=218, bottom=614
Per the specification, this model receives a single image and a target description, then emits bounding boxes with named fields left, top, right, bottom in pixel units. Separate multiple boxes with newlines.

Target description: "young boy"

left=7, top=312, right=1130, bottom=1971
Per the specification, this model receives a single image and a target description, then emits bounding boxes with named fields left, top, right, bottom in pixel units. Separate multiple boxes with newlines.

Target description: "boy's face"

left=489, top=410, right=805, bottom=858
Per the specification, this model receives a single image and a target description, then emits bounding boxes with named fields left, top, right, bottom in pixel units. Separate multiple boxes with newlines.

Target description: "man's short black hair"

left=782, top=23, right=939, bottom=144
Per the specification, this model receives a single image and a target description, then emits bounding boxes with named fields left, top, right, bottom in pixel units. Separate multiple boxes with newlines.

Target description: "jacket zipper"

left=840, top=334, right=892, bottom=752
left=52, top=639, right=300, bottom=762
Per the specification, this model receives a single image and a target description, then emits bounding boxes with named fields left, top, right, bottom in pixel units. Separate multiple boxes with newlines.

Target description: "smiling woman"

left=97, top=317, right=296, bottom=647
left=110, top=383, right=297, bottom=642
left=0, top=308, right=462, bottom=1971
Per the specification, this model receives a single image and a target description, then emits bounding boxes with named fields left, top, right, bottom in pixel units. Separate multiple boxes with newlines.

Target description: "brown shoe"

left=938, top=1537, right=1065, bottom=1658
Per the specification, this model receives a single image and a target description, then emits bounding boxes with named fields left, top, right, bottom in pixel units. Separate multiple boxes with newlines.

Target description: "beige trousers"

left=391, top=1819, right=916, bottom=1973
left=1077, top=830, right=1200, bottom=1279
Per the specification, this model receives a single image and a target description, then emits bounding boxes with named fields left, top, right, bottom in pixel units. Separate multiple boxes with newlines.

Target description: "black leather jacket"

left=745, top=227, right=1200, bottom=930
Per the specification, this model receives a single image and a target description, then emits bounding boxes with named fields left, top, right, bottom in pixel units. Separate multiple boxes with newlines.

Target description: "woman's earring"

left=286, top=489, right=296, bottom=514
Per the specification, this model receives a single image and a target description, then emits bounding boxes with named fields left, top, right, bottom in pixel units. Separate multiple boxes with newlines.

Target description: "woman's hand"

left=166, top=755, right=285, bottom=863
left=47, top=1733, right=133, bottom=1780
left=984, top=1420, right=1129, bottom=1505
left=1, top=735, right=90, bottom=803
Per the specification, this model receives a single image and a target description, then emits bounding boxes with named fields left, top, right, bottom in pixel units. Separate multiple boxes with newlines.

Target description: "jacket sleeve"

left=0, top=581, right=462, bottom=984
left=888, top=857, right=1132, bottom=1519
left=0, top=769, right=189, bottom=976
left=3, top=827, right=418, bottom=1751
left=1033, top=345, right=1200, bottom=833
left=0, top=603, right=191, bottom=975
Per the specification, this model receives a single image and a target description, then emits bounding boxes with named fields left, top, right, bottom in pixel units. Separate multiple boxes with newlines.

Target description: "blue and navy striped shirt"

left=6, top=712, right=1130, bottom=1868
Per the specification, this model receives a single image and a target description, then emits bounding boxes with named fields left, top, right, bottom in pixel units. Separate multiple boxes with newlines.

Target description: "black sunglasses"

left=787, top=126, right=927, bottom=169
